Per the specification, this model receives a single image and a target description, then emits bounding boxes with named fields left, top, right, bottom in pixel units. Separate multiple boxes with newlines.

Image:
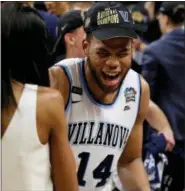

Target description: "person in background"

left=143, top=1, right=162, bottom=43
left=130, top=2, right=150, bottom=71
left=45, top=1, right=69, bottom=17
left=24, top=1, right=59, bottom=49
left=34, top=1, right=47, bottom=11
left=130, top=1, right=162, bottom=63
left=130, top=3, right=175, bottom=155
left=69, top=1, right=94, bottom=11
left=142, top=2, right=185, bottom=191
left=53, top=10, right=86, bottom=62
left=36, top=3, right=59, bottom=44
left=1, top=3, right=78, bottom=191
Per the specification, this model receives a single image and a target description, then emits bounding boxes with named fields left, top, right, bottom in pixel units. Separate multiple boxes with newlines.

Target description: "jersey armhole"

left=59, top=65, right=72, bottom=113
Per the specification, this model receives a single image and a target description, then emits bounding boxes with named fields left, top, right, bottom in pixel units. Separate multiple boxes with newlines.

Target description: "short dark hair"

left=159, top=2, right=185, bottom=25
left=2, top=3, right=52, bottom=109
left=170, top=8, right=185, bottom=25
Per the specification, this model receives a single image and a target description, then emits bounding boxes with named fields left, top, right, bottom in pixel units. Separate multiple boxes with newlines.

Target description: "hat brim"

left=92, top=27, right=138, bottom=40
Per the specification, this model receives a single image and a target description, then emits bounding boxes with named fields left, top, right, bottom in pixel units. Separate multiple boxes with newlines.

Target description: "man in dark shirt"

left=142, top=2, right=185, bottom=191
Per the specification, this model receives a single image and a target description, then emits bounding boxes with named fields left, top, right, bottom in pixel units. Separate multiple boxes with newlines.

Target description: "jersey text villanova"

left=68, top=121, right=130, bottom=149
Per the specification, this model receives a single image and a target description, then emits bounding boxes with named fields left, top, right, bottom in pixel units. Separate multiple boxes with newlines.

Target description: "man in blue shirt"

left=142, top=2, right=185, bottom=191
left=24, top=2, right=59, bottom=50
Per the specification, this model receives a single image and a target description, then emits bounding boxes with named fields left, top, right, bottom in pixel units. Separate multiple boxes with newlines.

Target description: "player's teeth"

left=103, top=71, right=119, bottom=77
left=106, top=73, right=117, bottom=76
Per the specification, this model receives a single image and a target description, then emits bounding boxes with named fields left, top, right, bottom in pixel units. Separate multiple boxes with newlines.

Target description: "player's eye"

left=117, top=52, right=129, bottom=57
left=97, top=51, right=109, bottom=57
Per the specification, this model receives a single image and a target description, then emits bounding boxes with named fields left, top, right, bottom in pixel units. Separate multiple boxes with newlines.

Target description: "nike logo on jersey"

left=124, top=105, right=130, bottom=111
left=72, top=100, right=81, bottom=104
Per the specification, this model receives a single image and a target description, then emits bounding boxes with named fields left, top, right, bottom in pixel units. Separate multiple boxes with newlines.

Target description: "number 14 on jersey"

left=77, top=152, right=114, bottom=187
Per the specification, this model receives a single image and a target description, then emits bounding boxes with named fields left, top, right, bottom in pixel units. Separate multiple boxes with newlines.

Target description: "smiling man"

left=49, top=2, right=150, bottom=191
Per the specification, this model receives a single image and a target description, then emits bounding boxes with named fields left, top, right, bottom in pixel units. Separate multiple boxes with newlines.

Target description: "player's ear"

left=64, top=33, right=75, bottom=46
left=82, top=38, right=89, bottom=56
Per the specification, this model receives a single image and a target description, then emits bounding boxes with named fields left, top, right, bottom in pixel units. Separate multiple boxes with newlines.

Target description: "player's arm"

left=48, top=90, right=78, bottom=191
left=117, top=77, right=150, bottom=191
left=146, top=100, right=175, bottom=151
left=49, top=66, right=69, bottom=106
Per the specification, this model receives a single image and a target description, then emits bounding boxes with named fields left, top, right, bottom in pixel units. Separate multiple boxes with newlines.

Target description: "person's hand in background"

left=133, top=38, right=146, bottom=52
left=146, top=100, right=175, bottom=152
left=159, top=127, right=175, bottom=152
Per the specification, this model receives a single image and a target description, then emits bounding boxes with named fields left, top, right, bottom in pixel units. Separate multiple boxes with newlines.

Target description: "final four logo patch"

left=124, top=87, right=137, bottom=103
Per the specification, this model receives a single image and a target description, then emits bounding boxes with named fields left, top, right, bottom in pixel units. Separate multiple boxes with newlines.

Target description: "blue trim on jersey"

left=79, top=60, right=124, bottom=108
left=60, top=65, right=72, bottom=113
left=137, top=74, right=142, bottom=117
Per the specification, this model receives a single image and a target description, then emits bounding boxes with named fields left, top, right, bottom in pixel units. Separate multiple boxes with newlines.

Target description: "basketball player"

left=52, top=3, right=175, bottom=153
left=50, top=2, right=151, bottom=191
left=1, top=3, right=78, bottom=191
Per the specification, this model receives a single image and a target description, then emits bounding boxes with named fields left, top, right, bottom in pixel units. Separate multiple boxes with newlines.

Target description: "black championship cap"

left=158, top=2, right=185, bottom=16
left=83, top=2, right=147, bottom=40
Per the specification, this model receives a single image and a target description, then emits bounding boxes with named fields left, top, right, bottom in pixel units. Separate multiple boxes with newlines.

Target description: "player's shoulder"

left=49, top=63, right=64, bottom=75
left=36, top=87, right=65, bottom=129
left=140, top=75, right=149, bottom=94
left=37, top=86, right=64, bottom=109
left=124, top=69, right=140, bottom=84
left=49, top=58, right=81, bottom=76
left=54, top=57, right=83, bottom=67
left=127, top=68, right=139, bottom=76
left=138, top=76, right=150, bottom=112
left=127, top=69, right=149, bottom=91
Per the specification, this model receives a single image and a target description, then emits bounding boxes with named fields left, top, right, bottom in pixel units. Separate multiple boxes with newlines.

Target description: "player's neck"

left=66, top=47, right=79, bottom=59
left=84, top=61, right=118, bottom=104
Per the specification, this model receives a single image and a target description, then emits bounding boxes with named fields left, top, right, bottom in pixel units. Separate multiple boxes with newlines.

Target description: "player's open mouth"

left=102, top=71, right=120, bottom=79
left=101, top=71, right=121, bottom=86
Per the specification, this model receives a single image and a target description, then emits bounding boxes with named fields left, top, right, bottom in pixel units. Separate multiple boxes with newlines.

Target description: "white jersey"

left=56, top=58, right=141, bottom=191
left=2, top=84, right=53, bottom=191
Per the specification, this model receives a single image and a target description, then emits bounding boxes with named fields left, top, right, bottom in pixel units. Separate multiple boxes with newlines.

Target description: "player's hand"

left=159, top=128, right=175, bottom=152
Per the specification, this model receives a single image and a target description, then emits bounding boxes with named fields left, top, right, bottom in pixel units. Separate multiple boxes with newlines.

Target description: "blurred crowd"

left=1, top=1, right=185, bottom=191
